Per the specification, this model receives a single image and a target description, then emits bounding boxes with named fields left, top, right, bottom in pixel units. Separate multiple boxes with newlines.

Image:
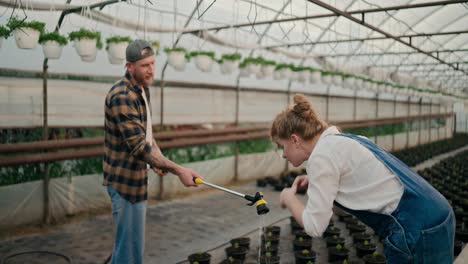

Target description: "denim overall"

left=334, top=133, right=455, bottom=263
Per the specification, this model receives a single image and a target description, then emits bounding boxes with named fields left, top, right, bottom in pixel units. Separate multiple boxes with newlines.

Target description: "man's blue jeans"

left=107, top=185, right=147, bottom=264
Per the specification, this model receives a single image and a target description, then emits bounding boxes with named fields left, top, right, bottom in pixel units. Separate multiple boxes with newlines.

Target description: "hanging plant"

left=243, top=57, right=263, bottom=75
left=39, top=31, right=68, bottom=59
left=220, top=53, right=241, bottom=74
left=309, top=68, right=321, bottom=84
left=260, top=59, right=276, bottom=77
left=0, top=25, right=10, bottom=49
left=321, top=70, right=333, bottom=85
left=106, top=36, right=132, bottom=65
left=342, top=74, right=356, bottom=89
left=331, top=72, right=343, bottom=86
left=151, top=40, right=160, bottom=54
left=7, top=17, right=45, bottom=49
left=189, top=51, right=216, bottom=72
left=164, top=47, right=188, bottom=71
left=274, top=63, right=293, bottom=80
left=69, top=28, right=102, bottom=61
left=292, top=66, right=310, bottom=83
left=239, top=61, right=250, bottom=77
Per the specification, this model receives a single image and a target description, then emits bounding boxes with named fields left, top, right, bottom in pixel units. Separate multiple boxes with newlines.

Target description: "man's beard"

left=134, top=71, right=153, bottom=86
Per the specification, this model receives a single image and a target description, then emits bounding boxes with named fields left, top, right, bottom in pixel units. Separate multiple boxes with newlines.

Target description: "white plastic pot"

left=343, top=77, right=355, bottom=89
left=332, top=75, right=342, bottom=86
left=321, top=74, right=332, bottom=85
left=194, top=55, right=214, bottom=72
left=42, top=40, right=63, bottom=59
left=239, top=67, right=250, bottom=77
left=354, top=79, right=363, bottom=90
left=107, top=41, right=128, bottom=61
left=256, top=71, right=266, bottom=80
left=14, top=27, right=40, bottom=49
left=298, top=70, right=310, bottom=83
left=310, top=71, right=321, bottom=84
left=81, top=48, right=98, bottom=62
left=273, top=70, right=283, bottom=80
left=220, top=60, right=239, bottom=74
left=74, top=38, right=97, bottom=57
left=261, top=65, right=275, bottom=77
left=279, top=68, right=292, bottom=79
left=246, top=63, right=261, bottom=75
left=167, top=51, right=187, bottom=71
left=291, top=71, right=300, bottom=82
left=0, top=37, right=3, bottom=49
left=107, top=53, right=125, bottom=64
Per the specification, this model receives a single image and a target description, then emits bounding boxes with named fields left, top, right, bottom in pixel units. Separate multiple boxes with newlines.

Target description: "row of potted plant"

left=1, top=18, right=161, bottom=64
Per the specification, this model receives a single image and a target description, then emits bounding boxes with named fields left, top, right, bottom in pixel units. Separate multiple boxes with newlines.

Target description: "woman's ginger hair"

left=271, top=94, right=328, bottom=141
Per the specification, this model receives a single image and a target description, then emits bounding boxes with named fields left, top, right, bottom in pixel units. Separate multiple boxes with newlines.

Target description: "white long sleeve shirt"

left=302, top=126, right=404, bottom=237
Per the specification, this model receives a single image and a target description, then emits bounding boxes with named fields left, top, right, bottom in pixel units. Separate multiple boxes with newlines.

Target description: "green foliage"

left=0, top=25, right=10, bottom=38
left=275, top=63, right=294, bottom=71
left=151, top=40, right=160, bottom=47
left=39, top=31, right=68, bottom=46
left=7, top=17, right=45, bottom=34
left=68, top=28, right=102, bottom=49
left=364, top=240, right=369, bottom=245
left=243, top=56, right=264, bottom=65
left=221, top=53, right=242, bottom=61
left=188, top=50, right=216, bottom=59
left=301, top=249, right=310, bottom=254
left=335, top=244, right=343, bottom=250
left=265, top=252, right=272, bottom=257
left=164, top=47, right=186, bottom=53
left=106, top=36, right=132, bottom=44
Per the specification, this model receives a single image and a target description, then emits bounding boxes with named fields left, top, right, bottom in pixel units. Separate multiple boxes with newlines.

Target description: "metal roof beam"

left=324, top=48, right=468, bottom=58
left=305, top=0, right=468, bottom=76
left=181, top=0, right=468, bottom=35
left=266, top=29, right=468, bottom=49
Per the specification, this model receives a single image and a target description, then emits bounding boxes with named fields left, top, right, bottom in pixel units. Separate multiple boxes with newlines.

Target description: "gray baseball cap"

left=126, top=39, right=154, bottom=62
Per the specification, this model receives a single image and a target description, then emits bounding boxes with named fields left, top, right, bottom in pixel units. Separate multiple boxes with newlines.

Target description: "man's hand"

left=176, top=167, right=202, bottom=187
left=152, top=167, right=168, bottom=176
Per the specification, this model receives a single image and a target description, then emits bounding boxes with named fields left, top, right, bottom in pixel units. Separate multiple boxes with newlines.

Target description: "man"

left=103, top=39, right=201, bottom=264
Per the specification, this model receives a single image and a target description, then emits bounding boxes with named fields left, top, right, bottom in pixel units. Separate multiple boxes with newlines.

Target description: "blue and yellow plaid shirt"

left=103, top=71, right=153, bottom=203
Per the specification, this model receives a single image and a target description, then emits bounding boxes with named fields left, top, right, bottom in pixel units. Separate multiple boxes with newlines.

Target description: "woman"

left=272, top=94, right=455, bottom=263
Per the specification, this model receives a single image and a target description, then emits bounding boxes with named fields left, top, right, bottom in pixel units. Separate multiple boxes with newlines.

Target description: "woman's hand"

left=292, top=175, right=309, bottom=190
left=279, top=184, right=297, bottom=209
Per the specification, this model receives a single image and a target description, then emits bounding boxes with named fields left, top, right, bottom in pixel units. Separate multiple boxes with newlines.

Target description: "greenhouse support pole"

left=438, top=101, right=441, bottom=140
left=429, top=99, right=432, bottom=142
left=42, top=58, right=50, bottom=224
left=325, top=86, right=330, bottom=121
left=406, top=96, right=411, bottom=148
left=353, top=90, right=358, bottom=120
left=392, top=95, right=397, bottom=150
left=418, top=97, right=422, bottom=145
left=374, top=93, right=379, bottom=145
left=157, top=0, right=204, bottom=199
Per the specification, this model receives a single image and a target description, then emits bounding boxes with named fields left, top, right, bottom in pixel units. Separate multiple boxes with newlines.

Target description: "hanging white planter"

left=194, top=55, right=214, bottom=72
left=81, top=48, right=98, bottom=63
left=310, top=71, right=321, bottom=84
left=107, top=53, right=125, bottom=64
left=0, top=37, right=4, bottom=49
left=74, top=38, right=97, bottom=57
left=332, top=75, right=342, bottom=86
left=239, top=67, right=250, bottom=77
left=167, top=51, right=187, bottom=71
left=279, top=68, right=292, bottom=79
left=273, top=70, right=283, bottom=80
left=14, top=28, right=40, bottom=49
left=246, top=63, right=261, bottom=75
left=261, top=64, right=275, bottom=77
left=321, top=74, right=332, bottom=85
left=256, top=70, right=266, bottom=80
left=107, top=41, right=129, bottom=61
left=42, top=40, right=63, bottom=59
left=343, top=77, right=355, bottom=89
left=291, top=71, right=300, bottom=82
left=298, top=70, right=310, bottom=83
left=220, top=60, right=239, bottom=74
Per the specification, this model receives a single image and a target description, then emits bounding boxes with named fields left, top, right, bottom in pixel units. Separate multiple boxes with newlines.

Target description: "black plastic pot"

left=362, top=253, right=387, bottom=264
left=293, top=237, right=312, bottom=251
left=259, top=255, right=280, bottom=264
left=455, top=240, right=463, bottom=256
left=353, top=232, right=373, bottom=244
left=256, top=179, right=267, bottom=187
left=326, top=236, right=345, bottom=248
left=188, top=252, right=211, bottom=264
left=219, top=257, right=242, bottom=264
left=294, top=229, right=312, bottom=240
left=323, top=226, right=341, bottom=237
left=230, top=237, right=250, bottom=250
left=348, top=223, right=367, bottom=234
left=260, top=243, right=279, bottom=256
left=262, top=233, right=280, bottom=246
left=328, top=246, right=350, bottom=262
left=356, top=241, right=377, bottom=258
left=264, top=225, right=281, bottom=236
left=225, top=246, right=248, bottom=262
left=294, top=249, right=316, bottom=264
